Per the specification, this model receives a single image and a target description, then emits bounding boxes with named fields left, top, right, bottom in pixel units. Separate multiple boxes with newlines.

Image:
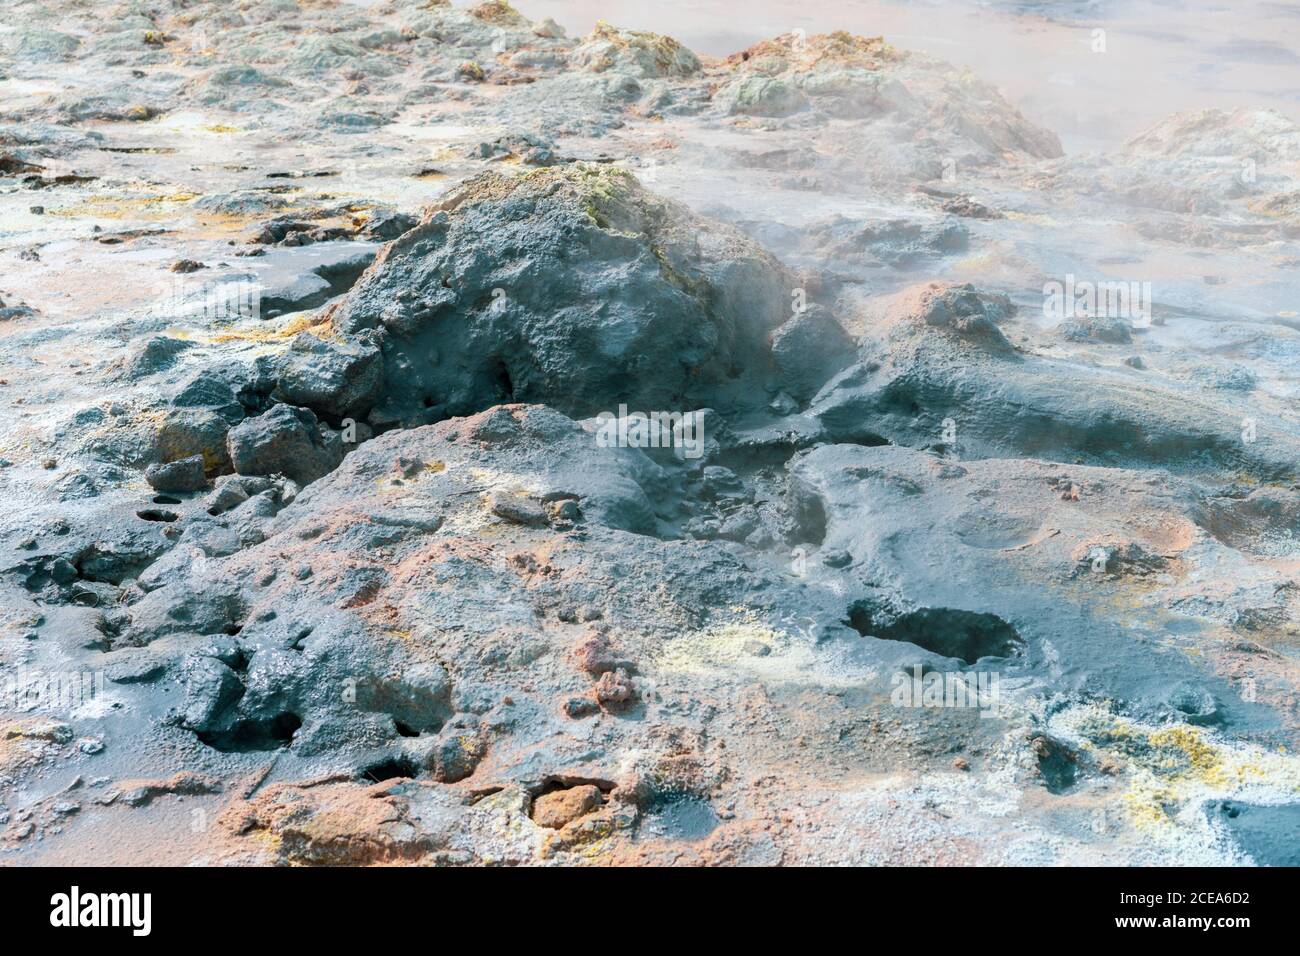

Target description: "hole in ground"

left=491, top=359, right=514, bottom=402
left=843, top=433, right=891, bottom=448
left=137, top=508, right=178, bottom=522
left=360, top=755, right=421, bottom=783
left=197, top=712, right=301, bottom=752
left=848, top=604, right=1023, bottom=665
left=530, top=774, right=618, bottom=797
left=1031, top=735, right=1078, bottom=794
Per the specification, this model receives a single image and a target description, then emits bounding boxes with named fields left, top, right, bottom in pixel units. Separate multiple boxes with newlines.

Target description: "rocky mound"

left=810, top=282, right=1300, bottom=478
left=711, top=31, right=1062, bottom=162
left=328, top=163, right=844, bottom=423
left=1050, top=108, right=1300, bottom=245
left=569, top=21, right=700, bottom=78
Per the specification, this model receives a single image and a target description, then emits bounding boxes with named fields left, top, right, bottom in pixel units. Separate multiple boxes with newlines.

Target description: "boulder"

left=330, top=164, right=807, bottom=421
left=568, top=22, right=700, bottom=78
left=274, top=332, right=384, bottom=420
left=226, top=404, right=343, bottom=485
left=145, top=454, right=207, bottom=493
left=532, top=785, right=602, bottom=828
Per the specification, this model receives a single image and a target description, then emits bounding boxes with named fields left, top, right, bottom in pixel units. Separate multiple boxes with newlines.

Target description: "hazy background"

left=456, top=0, right=1300, bottom=153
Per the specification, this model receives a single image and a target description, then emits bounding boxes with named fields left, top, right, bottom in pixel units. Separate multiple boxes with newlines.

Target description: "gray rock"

left=1060, top=315, right=1134, bottom=344
left=274, top=332, right=383, bottom=420
left=359, top=662, right=453, bottom=734
left=103, top=648, right=169, bottom=684
left=489, top=493, right=548, bottom=526
left=331, top=164, right=799, bottom=420
left=178, top=655, right=244, bottom=734
left=425, top=715, right=487, bottom=783
left=362, top=209, right=418, bottom=241
left=770, top=305, right=857, bottom=401
left=115, top=336, right=193, bottom=381
left=226, top=404, right=343, bottom=485
left=145, top=455, right=207, bottom=493
left=808, top=282, right=1298, bottom=478
left=178, top=519, right=243, bottom=558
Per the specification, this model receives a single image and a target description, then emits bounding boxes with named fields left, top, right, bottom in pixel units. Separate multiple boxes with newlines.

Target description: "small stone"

left=700, top=466, right=747, bottom=502
left=769, top=392, right=798, bottom=415
left=1060, top=315, right=1132, bottom=344
left=1123, top=355, right=1145, bottom=369
left=532, top=785, right=601, bottom=829
left=577, top=632, right=621, bottom=676
left=742, top=639, right=771, bottom=657
left=428, top=721, right=487, bottom=783
left=104, top=649, right=166, bottom=684
left=145, top=454, right=207, bottom=493
left=595, top=667, right=635, bottom=708
left=274, top=332, right=383, bottom=420
left=563, top=695, right=599, bottom=719
left=532, top=17, right=565, bottom=38
left=170, top=259, right=207, bottom=273
left=547, top=498, right=582, bottom=524
left=489, top=493, right=548, bottom=526
left=952, top=756, right=970, bottom=771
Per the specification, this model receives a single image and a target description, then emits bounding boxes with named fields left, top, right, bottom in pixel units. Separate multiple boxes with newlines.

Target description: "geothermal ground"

left=1, top=0, right=1299, bottom=867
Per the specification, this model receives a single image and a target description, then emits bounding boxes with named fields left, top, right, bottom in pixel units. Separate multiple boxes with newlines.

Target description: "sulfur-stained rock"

left=329, top=164, right=804, bottom=421
left=595, top=667, right=636, bottom=708
left=426, top=717, right=487, bottom=783
left=7, top=0, right=1300, bottom=872
left=569, top=22, right=700, bottom=79
left=531, top=784, right=602, bottom=828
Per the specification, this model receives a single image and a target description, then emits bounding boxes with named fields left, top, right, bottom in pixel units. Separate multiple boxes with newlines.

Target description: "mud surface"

left=1, top=0, right=1298, bottom=866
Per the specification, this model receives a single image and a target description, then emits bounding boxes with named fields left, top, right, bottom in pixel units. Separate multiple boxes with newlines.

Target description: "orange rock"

left=532, top=785, right=601, bottom=829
